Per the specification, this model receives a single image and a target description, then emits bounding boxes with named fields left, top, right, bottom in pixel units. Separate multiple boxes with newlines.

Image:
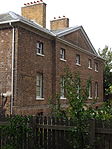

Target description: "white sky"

left=0, top=0, right=112, bottom=51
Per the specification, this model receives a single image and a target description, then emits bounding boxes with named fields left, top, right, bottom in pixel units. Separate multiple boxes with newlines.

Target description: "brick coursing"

left=0, top=28, right=12, bottom=94
left=21, top=3, right=46, bottom=28
left=50, top=18, right=69, bottom=31
left=0, top=23, right=104, bottom=115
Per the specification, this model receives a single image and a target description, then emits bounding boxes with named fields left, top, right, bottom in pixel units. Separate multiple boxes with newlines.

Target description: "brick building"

left=0, top=1, right=104, bottom=115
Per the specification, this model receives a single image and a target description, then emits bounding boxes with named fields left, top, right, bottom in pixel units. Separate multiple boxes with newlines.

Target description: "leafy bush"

left=0, top=115, right=33, bottom=149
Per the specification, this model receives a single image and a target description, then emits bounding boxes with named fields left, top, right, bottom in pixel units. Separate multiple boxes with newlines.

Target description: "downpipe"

left=9, top=22, right=15, bottom=115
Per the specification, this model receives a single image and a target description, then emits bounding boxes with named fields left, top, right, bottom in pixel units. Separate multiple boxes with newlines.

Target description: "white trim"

left=36, top=98, right=44, bottom=100
left=60, top=97, right=67, bottom=100
left=57, top=37, right=104, bottom=61
left=95, top=70, right=98, bottom=72
left=88, top=97, right=93, bottom=100
left=57, top=26, right=81, bottom=37
left=88, top=67, right=92, bottom=70
left=37, top=53, right=45, bottom=57
left=0, top=19, right=20, bottom=25
left=56, top=26, right=97, bottom=55
left=60, top=58, right=66, bottom=62
left=76, top=63, right=81, bottom=66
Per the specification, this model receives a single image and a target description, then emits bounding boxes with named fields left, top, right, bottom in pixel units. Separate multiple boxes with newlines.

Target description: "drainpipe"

left=9, top=22, right=15, bottom=115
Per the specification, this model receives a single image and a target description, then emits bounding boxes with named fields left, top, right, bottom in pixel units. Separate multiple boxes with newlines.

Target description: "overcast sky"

left=0, top=0, right=112, bottom=51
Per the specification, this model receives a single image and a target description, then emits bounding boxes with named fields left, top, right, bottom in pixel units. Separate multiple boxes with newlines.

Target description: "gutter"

left=9, top=22, right=15, bottom=115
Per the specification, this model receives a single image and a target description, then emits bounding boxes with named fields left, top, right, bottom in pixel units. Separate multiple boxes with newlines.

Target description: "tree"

left=50, top=69, right=112, bottom=148
left=98, top=46, right=112, bottom=99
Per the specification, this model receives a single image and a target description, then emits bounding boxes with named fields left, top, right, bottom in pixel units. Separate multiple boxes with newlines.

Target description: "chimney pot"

left=63, top=15, right=65, bottom=17
left=24, top=3, right=27, bottom=5
left=27, top=3, right=30, bottom=5
left=34, top=1, right=36, bottom=3
left=37, top=1, right=39, bottom=2
left=50, top=17, right=69, bottom=30
left=30, top=2, right=33, bottom=4
left=54, top=17, right=56, bottom=19
left=40, top=0, right=43, bottom=2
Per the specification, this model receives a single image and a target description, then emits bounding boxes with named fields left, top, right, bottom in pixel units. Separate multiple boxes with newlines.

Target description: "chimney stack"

left=21, top=1, right=46, bottom=28
left=50, top=16, right=69, bottom=31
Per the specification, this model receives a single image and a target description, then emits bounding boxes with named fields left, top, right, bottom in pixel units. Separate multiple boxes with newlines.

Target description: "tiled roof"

left=52, top=26, right=98, bottom=55
left=0, top=11, right=100, bottom=56
left=0, top=11, right=54, bottom=36
left=51, top=26, right=81, bottom=36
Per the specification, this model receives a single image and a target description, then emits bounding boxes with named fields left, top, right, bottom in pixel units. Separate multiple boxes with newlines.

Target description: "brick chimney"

left=21, top=1, right=46, bottom=28
left=50, top=16, right=69, bottom=30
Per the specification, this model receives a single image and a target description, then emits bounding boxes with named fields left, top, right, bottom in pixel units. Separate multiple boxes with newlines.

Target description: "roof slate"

left=0, top=12, right=54, bottom=36
left=0, top=11, right=100, bottom=56
left=51, top=26, right=80, bottom=36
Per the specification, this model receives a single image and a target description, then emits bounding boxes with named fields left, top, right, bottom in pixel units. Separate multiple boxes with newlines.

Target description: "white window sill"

left=36, top=98, right=44, bottom=100
left=76, top=63, right=81, bottom=66
left=95, top=70, right=98, bottom=72
left=37, top=53, right=45, bottom=57
left=88, top=97, right=93, bottom=100
left=60, top=58, right=67, bottom=62
left=60, top=97, right=67, bottom=100
left=88, top=67, right=92, bottom=70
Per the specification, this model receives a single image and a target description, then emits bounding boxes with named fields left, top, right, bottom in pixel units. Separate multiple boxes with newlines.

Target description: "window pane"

left=89, top=59, right=92, bottom=68
left=60, top=77, right=65, bottom=98
left=95, top=82, right=98, bottom=98
left=76, top=54, right=80, bottom=64
left=89, top=82, right=92, bottom=98
left=37, top=42, right=43, bottom=54
left=95, top=62, right=98, bottom=71
left=36, top=87, right=40, bottom=97
left=37, top=43, right=39, bottom=48
left=36, top=73, right=43, bottom=98
left=60, top=48, right=65, bottom=59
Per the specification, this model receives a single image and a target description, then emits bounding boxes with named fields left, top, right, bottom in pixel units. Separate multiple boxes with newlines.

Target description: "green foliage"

left=50, top=70, right=92, bottom=148
left=0, top=115, right=33, bottom=149
left=98, top=46, right=112, bottom=96
left=90, top=101, right=112, bottom=120
left=49, top=94, right=67, bottom=118
left=2, top=144, right=16, bottom=149
left=50, top=69, right=112, bottom=148
left=63, top=71, right=88, bottom=119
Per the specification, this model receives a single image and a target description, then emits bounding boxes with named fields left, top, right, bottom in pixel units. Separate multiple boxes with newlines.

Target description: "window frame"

left=88, top=82, right=92, bottom=99
left=95, top=62, right=98, bottom=72
left=95, top=82, right=98, bottom=99
left=88, top=59, right=92, bottom=69
left=36, top=73, right=44, bottom=100
left=60, top=77, right=66, bottom=99
left=60, top=48, right=66, bottom=60
left=76, top=54, right=81, bottom=65
left=36, top=42, right=44, bottom=56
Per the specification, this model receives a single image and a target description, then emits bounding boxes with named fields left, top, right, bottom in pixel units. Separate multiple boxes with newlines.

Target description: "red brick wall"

left=0, top=25, right=104, bottom=115
left=61, top=30, right=95, bottom=54
left=13, top=27, right=53, bottom=115
left=55, top=40, right=103, bottom=102
left=0, top=28, right=12, bottom=97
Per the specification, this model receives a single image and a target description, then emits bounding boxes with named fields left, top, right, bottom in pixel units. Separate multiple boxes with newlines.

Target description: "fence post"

left=89, top=119, right=95, bottom=149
